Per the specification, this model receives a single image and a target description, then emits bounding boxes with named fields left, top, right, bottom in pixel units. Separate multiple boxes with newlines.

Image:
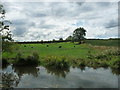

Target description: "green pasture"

left=2, top=39, right=119, bottom=59
left=3, top=42, right=98, bottom=59
left=85, top=39, right=119, bottom=46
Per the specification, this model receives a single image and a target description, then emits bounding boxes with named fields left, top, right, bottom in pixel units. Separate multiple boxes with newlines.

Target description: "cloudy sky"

left=2, top=1, right=118, bottom=41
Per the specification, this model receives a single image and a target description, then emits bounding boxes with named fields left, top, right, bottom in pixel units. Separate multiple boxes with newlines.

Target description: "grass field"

left=3, top=39, right=119, bottom=59
left=85, top=39, right=119, bottom=46
left=2, top=42, right=99, bottom=59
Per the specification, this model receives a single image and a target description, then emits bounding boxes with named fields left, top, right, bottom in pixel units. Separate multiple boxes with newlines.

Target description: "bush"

left=87, top=49, right=120, bottom=60
left=26, top=52, right=40, bottom=65
left=13, top=52, right=40, bottom=66
left=108, top=58, right=120, bottom=70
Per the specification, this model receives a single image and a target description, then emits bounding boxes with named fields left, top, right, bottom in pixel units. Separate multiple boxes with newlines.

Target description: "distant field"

left=2, top=39, right=119, bottom=59
left=85, top=39, right=119, bottom=46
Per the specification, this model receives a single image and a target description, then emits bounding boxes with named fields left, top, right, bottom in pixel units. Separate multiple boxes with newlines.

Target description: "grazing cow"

left=59, top=46, right=62, bottom=48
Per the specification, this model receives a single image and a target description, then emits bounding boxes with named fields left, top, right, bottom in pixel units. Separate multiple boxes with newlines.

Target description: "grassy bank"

left=2, top=40, right=120, bottom=74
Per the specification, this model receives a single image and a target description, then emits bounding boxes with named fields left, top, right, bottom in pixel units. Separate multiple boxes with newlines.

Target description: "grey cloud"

left=12, top=27, right=27, bottom=36
left=76, top=2, right=85, bottom=6
left=3, top=2, right=118, bottom=41
left=34, top=20, right=56, bottom=29
left=12, top=19, right=35, bottom=27
left=40, top=25, right=56, bottom=29
left=105, top=20, right=118, bottom=28
left=32, top=13, right=47, bottom=17
left=12, top=19, right=36, bottom=36
left=12, top=20, right=27, bottom=25
left=95, top=2, right=111, bottom=7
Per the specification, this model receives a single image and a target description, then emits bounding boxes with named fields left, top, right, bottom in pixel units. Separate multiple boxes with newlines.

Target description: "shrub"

left=26, top=52, right=40, bottom=65
left=13, top=52, right=40, bottom=66
left=13, top=52, right=26, bottom=66
left=108, top=58, right=120, bottom=70
left=95, top=54, right=109, bottom=60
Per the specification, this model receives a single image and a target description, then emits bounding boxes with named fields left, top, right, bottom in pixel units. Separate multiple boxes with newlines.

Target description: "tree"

left=73, top=27, right=86, bottom=44
left=0, top=4, right=13, bottom=52
left=59, top=38, right=63, bottom=41
left=66, top=35, right=73, bottom=41
left=52, top=39, right=56, bottom=42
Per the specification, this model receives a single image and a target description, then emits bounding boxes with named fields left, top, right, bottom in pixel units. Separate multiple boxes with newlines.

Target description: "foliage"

left=2, top=72, right=19, bottom=88
left=13, top=52, right=40, bottom=66
left=73, top=27, right=86, bottom=44
left=66, top=35, right=73, bottom=41
left=0, top=4, right=13, bottom=52
left=26, top=51, right=40, bottom=65
left=2, top=42, right=16, bottom=53
left=59, top=38, right=63, bottom=41
left=2, top=58, right=9, bottom=65
left=108, top=58, right=120, bottom=70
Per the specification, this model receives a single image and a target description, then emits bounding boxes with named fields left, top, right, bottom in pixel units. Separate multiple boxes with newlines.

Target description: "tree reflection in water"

left=2, top=64, right=9, bottom=70
left=12, top=66, right=39, bottom=78
left=2, top=65, right=39, bottom=88
left=2, top=72, right=19, bottom=88
left=111, top=68, right=120, bottom=75
left=45, top=66, right=70, bottom=78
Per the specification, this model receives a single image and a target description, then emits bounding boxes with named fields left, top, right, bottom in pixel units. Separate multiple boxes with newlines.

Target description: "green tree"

left=73, top=27, right=86, bottom=44
left=0, top=4, right=13, bottom=52
left=53, top=39, right=56, bottom=42
left=59, top=38, right=63, bottom=41
left=66, top=35, right=73, bottom=41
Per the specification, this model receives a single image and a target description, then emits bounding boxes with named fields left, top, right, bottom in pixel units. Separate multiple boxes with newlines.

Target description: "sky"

left=1, top=1, right=119, bottom=41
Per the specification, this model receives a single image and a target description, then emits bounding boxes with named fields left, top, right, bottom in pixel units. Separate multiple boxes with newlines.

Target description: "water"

left=2, top=65, right=119, bottom=88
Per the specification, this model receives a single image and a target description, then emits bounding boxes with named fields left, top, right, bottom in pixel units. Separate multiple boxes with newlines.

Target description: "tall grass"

left=13, top=51, right=40, bottom=66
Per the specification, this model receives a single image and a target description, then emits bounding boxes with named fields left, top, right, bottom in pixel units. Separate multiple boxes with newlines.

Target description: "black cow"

left=59, top=46, right=62, bottom=48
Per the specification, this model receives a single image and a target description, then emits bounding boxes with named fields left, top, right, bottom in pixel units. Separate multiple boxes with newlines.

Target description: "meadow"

left=3, top=39, right=119, bottom=59
left=2, top=39, right=119, bottom=72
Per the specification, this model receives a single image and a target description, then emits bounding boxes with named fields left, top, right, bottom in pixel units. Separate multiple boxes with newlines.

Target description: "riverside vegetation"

left=2, top=39, right=120, bottom=75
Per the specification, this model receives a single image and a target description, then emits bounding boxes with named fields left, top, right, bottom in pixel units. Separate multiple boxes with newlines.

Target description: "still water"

left=2, top=65, right=119, bottom=88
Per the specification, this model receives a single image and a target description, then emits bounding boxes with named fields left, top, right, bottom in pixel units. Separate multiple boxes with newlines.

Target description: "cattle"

left=59, top=46, right=62, bottom=48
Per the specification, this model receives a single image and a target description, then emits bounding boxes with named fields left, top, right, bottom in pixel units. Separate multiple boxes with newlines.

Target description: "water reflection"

left=2, top=65, right=119, bottom=88
left=2, top=72, right=20, bottom=88
left=45, top=66, right=70, bottom=78
left=111, top=68, right=120, bottom=75
left=2, top=64, right=9, bottom=70
left=12, top=66, right=39, bottom=78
